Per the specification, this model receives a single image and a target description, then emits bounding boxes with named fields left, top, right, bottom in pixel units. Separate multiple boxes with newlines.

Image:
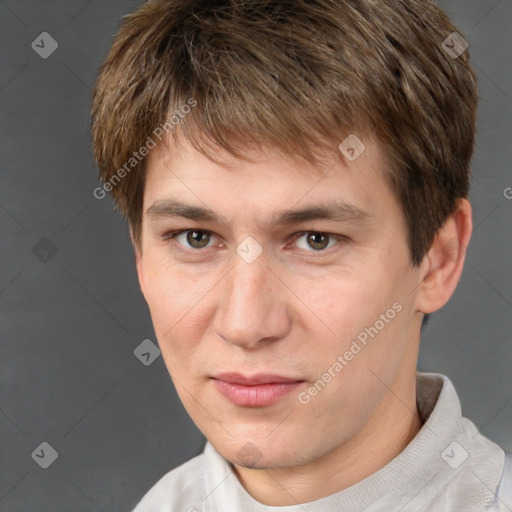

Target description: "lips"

left=212, top=372, right=302, bottom=385
left=211, top=372, right=304, bottom=407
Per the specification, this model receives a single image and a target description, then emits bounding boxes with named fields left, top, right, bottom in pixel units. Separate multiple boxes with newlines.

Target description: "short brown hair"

left=91, top=0, right=478, bottom=265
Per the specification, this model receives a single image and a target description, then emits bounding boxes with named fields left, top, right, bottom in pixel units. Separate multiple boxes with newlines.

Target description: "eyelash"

left=161, top=229, right=347, bottom=256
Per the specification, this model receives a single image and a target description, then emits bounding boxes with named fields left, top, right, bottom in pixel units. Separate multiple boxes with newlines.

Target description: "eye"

left=292, top=231, right=342, bottom=252
left=172, top=229, right=217, bottom=250
left=163, top=229, right=345, bottom=254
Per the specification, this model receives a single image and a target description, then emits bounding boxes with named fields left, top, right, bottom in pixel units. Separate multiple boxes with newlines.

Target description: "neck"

left=233, top=372, right=423, bottom=506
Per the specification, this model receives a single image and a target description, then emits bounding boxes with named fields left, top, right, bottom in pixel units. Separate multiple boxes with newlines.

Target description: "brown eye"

left=185, top=230, right=211, bottom=249
left=306, top=232, right=330, bottom=251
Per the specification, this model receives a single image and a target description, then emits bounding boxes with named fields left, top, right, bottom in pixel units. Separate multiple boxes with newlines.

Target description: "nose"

left=213, top=254, right=291, bottom=349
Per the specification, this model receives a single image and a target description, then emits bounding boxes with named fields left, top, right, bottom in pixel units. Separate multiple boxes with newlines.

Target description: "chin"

left=212, top=435, right=310, bottom=470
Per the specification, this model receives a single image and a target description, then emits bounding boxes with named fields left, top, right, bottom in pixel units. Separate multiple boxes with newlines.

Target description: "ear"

left=415, top=198, right=472, bottom=314
left=130, top=226, right=146, bottom=296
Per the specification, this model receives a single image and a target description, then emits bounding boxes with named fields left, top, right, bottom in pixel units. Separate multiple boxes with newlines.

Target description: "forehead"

left=142, top=135, right=397, bottom=230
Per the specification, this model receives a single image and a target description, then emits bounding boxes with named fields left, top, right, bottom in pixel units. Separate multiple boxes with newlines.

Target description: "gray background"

left=0, top=0, right=510, bottom=510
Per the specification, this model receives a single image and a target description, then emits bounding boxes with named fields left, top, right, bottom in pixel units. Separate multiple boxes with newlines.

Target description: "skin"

left=134, top=134, right=472, bottom=506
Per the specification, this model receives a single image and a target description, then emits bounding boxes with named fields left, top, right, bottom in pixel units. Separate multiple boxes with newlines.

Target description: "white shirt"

left=133, top=372, right=512, bottom=511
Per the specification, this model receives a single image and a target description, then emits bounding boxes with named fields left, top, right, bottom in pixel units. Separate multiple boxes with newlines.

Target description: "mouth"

left=211, top=372, right=305, bottom=407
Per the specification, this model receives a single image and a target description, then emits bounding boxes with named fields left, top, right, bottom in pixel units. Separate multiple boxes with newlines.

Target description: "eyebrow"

left=146, top=199, right=370, bottom=228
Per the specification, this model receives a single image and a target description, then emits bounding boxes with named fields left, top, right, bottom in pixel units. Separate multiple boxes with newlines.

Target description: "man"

left=91, top=0, right=511, bottom=510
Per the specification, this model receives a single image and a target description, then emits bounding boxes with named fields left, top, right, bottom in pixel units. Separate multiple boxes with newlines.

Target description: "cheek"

left=142, top=261, right=206, bottom=355
left=143, top=252, right=206, bottom=319
left=293, top=268, right=410, bottom=395
left=292, top=270, right=392, bottom=339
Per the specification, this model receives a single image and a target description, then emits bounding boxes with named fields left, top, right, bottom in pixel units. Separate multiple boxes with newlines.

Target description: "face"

left=136, top=136, right=424, bottom=470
